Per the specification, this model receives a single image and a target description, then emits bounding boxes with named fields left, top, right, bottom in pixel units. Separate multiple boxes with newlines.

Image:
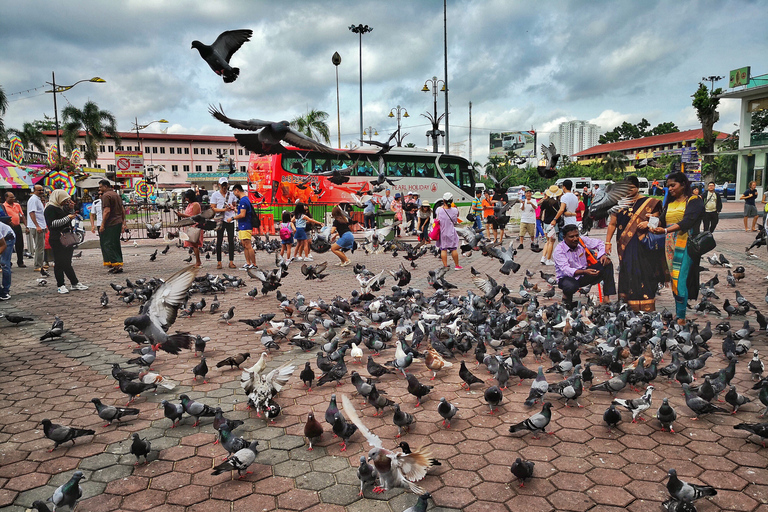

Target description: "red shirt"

left=575, top=201, right=585, bottom=221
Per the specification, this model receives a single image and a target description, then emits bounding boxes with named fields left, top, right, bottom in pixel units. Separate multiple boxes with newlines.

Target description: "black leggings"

left=216, top=222, right=235, bottom=262
left=50, top=239, right=79, bottom=287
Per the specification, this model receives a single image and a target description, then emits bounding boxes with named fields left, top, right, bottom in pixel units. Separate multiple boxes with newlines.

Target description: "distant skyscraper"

left=550, top=120, right=600, bottom=157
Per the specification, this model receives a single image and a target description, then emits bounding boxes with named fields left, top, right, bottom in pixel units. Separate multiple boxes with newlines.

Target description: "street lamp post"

left=332, top=52, right=342, bottom=148
left=132, top=118, right=168, bottom=195
left=45, top=72, right=106, bottom=161
left=422, top=76, right=447, bottom=153
left=363, top=127, right=378, bottom=142
left=348, top=24, right=373, bottom=144
left=388, top=105, right=409, bottom=146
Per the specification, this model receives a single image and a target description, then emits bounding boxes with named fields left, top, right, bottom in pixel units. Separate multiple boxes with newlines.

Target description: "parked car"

left=715, top=182, right=736, bottom=200
left=506, top=186, right=526, bottom=201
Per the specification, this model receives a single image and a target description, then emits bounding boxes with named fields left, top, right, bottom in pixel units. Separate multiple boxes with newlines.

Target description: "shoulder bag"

left=687, top=230, right=716, bottom=258
left=429, top=219, right=441, bottom=241
left=59, top=230, right=79, bottom=247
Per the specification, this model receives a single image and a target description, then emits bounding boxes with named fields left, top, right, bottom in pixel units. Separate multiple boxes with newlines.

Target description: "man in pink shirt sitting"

left=553, top=224, right=615, bottom=307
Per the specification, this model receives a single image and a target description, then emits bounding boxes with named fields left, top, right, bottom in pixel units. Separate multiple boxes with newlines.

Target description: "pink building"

left=42, top=131, right=251, bottom=189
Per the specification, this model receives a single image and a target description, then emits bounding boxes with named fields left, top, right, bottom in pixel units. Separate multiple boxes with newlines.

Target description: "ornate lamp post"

left=332, top=52, right=342, bottom=148
left=388, top=105, right=409, bottom=146
left=132, top=118, right=168, bottom=193
left=421, top=76, right=447, bottom=153
left=363, top=127, right=378, bottom=142
left=348, top=24, right=373, bottom=143
left=45, top=73, right=106, bottom=160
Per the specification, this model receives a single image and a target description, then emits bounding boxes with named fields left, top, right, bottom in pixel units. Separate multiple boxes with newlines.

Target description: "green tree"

left=601, top=151, right=629, bottom=176
left=0, top=84, right=7, bottom=138
left=404, top=142, right=416, bottom=148
left=7, top=122, right=47, bottom=151
left=599, top=118, right=679, bottom=144
left=32, top=115, right=56, bottom=132
left=61, top=100, right=120, bottom=167
left=290, top=109, right=331, bottom=144
left=692, top=83, right=723, bottom=180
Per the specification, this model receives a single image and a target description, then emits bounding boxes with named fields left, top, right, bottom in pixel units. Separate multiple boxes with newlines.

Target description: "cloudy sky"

left=1, top=0, right=766, bottom=163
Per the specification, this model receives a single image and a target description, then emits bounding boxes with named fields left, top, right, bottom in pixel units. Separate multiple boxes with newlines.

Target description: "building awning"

left=0, top=165, right=34, bottom=188
left=76, top=176, right=116, bottom=188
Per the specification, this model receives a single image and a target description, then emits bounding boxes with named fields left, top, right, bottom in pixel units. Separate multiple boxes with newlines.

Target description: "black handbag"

left=641, top=232, right=666, bottom=251
left=59, top=230, right=79, bottom=247
left=687, top=230, right=716, bottom=258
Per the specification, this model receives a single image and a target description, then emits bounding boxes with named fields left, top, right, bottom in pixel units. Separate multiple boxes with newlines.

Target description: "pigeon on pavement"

left=40, top=419, right=95, bottom=451
left=180, top=394, right=216, bottom=427
left=191, top=29, right=253, bottom=83
left=509, top=402, right=553, bottom=439
left=403, top=492, right=432, bottom=512
left=510, top=458, right=535, bottom=487
left=357, top=455, right=378, bottom=497
left=130, top=433, right=151, bottom=465
left=657, top=398, right=678, bottom=433
left=160, top=400, right=184, bottom=427
left=91, top=398, right=139, bottom=427
left=612, top=385, right=654, bottom=422
left=734, top=422, right=768, bottom=447
left=666, top=468, right=717, bottom=503
left=304, top=411, right=323, bottom=451
left=48, top=470, right=85, bottom=512
left=603, top=404, right=622, bottom=431
left=437, top=397, right=458, bottom=428
left=211, top=440, right=260, bottom=478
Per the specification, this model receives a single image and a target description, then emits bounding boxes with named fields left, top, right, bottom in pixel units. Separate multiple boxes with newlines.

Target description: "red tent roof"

left=573, top=129, right=729, bottom=157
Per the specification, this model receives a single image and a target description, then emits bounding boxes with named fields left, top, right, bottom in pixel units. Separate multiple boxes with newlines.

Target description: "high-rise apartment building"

left=549, top=120, right=600, bottom=157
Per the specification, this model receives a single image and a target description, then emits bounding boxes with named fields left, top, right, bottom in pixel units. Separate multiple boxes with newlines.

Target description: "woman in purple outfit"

left=436, top=192, right=462, bottom=270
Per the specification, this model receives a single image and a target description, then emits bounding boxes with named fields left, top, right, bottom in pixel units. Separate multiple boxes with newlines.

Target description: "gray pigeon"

left=437, top=397, right=458, bottom=428
left=179, top=394, right=216, bottom=427
left=356, top=455, right=377, bottom=497
left=211, top=440, right=260, bottom=478
left=160, top=400, right=184, bottom=427
left=524, top=366, right=549, bottom=407
left=392, top=404, right=415, bottom=438
left=48, top=470, right=85, bottom=511
left=666, top=468, right=717, bottom=503
left=40, top=419, right=95, bottom=451
left=130, top=433, right=151, bottom=465
left=509, top=402, right=553, bottom=438
left=657, top=398, right=678, bottom=433
left=725, top=385, right=751, bottom=414
left=510, top=457, right=535, bottom=487
left=403, top=492, right=431, bottom=512
left=219, top=426, right=251, bottom=458
left=91, top=398, right=139, bottom=427
left=191, top=29, right=253, bottom=83
left=681, top=383, right=728, bottom=418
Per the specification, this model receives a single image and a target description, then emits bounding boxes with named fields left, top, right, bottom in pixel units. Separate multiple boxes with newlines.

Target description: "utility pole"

left=468, top=101, right=472, bottom=164
left=443, top=0, right=449, bottom=154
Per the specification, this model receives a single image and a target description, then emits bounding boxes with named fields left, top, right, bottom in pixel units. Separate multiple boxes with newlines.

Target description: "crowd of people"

left=0, top=173, right=755, bottom=329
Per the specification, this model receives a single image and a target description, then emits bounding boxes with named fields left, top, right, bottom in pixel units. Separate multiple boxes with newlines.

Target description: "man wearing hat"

left=210, top=177, right=237, bottom=269
left=532, top=191, right=546, bottom=242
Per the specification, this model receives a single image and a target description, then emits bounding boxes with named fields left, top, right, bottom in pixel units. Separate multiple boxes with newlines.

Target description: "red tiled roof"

left=42, top=130, right=238, bottom=143
left=573, top=129, right=729, bottom=157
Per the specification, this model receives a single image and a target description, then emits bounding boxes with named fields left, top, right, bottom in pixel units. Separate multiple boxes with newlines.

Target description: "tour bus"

left=246, top=147, right=476, bottom=209
left=556, top=176, right=592, bottom=191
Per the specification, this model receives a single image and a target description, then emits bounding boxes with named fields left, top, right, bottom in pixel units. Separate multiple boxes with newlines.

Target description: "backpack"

left=279, top=223, right=292, bottom=240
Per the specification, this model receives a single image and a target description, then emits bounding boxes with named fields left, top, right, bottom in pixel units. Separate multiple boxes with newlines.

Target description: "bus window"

left=313, top=158, right=331, bottom=174
left=282, top=156, right=310, bottom=175
left=415, top=162, right=435, bottom=178
left=460, top=168, right=474, bottom=193
left=440, top=162, right=459, bottom=185
left=386, top=160, right=413, bottom=177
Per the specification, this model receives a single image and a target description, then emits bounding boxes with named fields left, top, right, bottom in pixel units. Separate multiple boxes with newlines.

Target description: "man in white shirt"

left=26, top=184, right=47, bottom=271
left=210, top=177, right=237, bottom=269
left=378, top=189, right=393, bottom=211
left=517, top=189, right=538, bottom=250
left=552, top=179, right=578, bottom=241
left=90, top=193, right=103, bottom=233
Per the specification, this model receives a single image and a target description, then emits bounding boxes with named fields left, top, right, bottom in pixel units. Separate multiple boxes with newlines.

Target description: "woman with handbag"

left=605, top=175, right=667, bottom=312
left=44, top=190, right=88, bottom=294
left=175, top=189, right=204, bottom=267
left=417, top=201, right=432, bottom=243
left=649, top=171, right=704, bottom=326
left=539, top=185, right=562, bottom=266
left=436, top=193, right=462, bottom=270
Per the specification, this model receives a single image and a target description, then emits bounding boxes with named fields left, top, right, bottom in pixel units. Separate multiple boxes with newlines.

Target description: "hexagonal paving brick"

left=295, top=471, right=335, bottom=491
left=586, top=485, right=635, bottom=507
left=120, top=489, right=167, bottom=511
left=546, top=490, right=596, bottom=512
left=105, top=476, right=149, bottom=496
left=312, top=455, right=350, bottom=474
left=277, top=488, right=321, bottom=510
left=166, top=484, right=210, bottom=506
left=150, top=471, right=191, bottom=491
left=233, top=493, right=276, bottom=511
left=274, top=459, right=312, bottom=478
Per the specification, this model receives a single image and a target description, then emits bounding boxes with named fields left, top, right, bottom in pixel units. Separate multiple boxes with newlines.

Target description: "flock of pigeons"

left=10, top=207, right=768, bottom=512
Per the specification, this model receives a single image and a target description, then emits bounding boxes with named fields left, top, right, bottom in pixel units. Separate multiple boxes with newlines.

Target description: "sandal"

left=216, top=262, right=223, bottom=269
left=228, top=262, right=237, bottom=269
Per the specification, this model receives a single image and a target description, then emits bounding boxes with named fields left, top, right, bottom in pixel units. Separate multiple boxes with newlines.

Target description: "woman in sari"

left=605, top=175, right=667, bottom=312
left=649, top=172, right=704, bottom=325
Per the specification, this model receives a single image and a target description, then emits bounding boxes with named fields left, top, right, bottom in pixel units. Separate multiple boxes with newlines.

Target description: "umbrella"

left=8, top=136, right=24, bottom=165
left=44, top=171, right=77, bottom=195
left=134, top=179, right=155, bottom=199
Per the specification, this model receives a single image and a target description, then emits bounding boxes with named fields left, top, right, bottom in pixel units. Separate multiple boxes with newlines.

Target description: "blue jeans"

left=474, top=213, right=483, bottom=234
left=1, top=238, right=15, bottom=296
left=535, top=219, right=545, bottom=239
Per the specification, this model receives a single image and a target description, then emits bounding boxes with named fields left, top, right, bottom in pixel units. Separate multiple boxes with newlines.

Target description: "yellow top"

left=665, top=197, right=689, bottom=243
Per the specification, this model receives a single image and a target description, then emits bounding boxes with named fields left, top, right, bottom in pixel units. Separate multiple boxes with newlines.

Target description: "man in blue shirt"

left=363, top=196, right=376, bottom=229
left=0, top=220, right=15, bottom=300
left=232, top=184, right=255, bottom=269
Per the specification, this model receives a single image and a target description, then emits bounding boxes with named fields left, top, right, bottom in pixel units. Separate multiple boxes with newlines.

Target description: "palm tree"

left=7, top=122, right=47, bottom=152
left=602, top=151, right=629, bottom=176
left=61, top=100, right=120, bottom=167
left=290, top=109, right=331, bottom=144
left=0, top=84, right=8, bottom=138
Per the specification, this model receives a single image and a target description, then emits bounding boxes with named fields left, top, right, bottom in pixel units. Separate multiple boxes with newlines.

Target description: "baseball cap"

left=407, top=190, right=414, bottom=195
left=443, top=192, right=453, bottom=202
left=218, top=177, right=229, bottom=185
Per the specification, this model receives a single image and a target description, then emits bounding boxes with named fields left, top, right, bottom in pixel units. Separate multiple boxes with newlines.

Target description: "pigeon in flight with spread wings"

left=341, top=395, right=433, bottom=494
left=537, top=143, right=560, bottom=178
left=169, top=206, right=217, bottom=230
left=362, top=129, right=400, bottom=157
left=588, top=180, right=635, bottom=220
left=191, top=29, right=253, bottom=83
left=487, top=172, right=516, bottom=199
left=123, top=266, right=198, bottom=344
left=209, top=104, right=347, bottom=156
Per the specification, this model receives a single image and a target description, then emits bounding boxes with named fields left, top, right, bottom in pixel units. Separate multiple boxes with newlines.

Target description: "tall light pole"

left=332, top=52, right=342, bottom=148
left=363, top=127, right=378, bottom=142
left=388, top=105, right=409, bottom=146
left=45, top=72, right=106, bottom=161
left=443, top=0, right=450, bottom=154
left=132, top=118, right=168, bottom=186
left=348, top=24, right=373, bottom=143
left=422, top=76, right=446, bottom=153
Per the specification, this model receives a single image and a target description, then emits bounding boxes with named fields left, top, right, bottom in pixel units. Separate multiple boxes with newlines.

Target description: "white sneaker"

left=304, top=255, right=314, bottom=262
left=295, top=257, right=304, bottom=261
left=58, top=286, right=69, bottom=294
left=545, top=259, right=555, bottom=266
left=72, top=283, right=89, bottom=291
left=541, top=256, right=547, bottom=264
left=240, top=264, right=249, bottom=270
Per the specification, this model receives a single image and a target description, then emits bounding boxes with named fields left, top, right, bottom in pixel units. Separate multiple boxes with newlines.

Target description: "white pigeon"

left=351, top=343, right=364, bottom=363
left=612, top=385, right=654, bottom=422
left=240, top=352, right=269, bottom=394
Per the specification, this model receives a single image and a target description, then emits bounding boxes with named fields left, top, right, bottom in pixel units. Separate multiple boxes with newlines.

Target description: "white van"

left=636, top=177, right=649, bottom=195
left=556, top=177, right=592, bottom=191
